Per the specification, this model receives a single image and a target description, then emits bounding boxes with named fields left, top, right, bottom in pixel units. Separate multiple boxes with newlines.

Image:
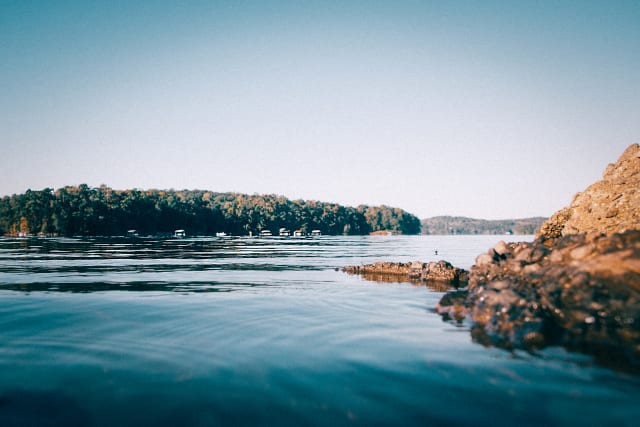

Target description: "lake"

left=0, top=235, right=638, bottom=426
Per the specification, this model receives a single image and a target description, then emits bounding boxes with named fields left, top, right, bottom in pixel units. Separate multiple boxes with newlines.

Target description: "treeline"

left=0, top=185, right=421, bottom=237
left=421, top=216, right=546, bottom=235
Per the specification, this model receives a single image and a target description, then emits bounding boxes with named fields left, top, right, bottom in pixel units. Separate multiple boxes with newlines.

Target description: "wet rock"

left=342, top=262, right=411, bottom=276
left=423, top=260, right=470, bottom=285
left=342, top=260, right=468, bottom=287
left=436, top=290, right=469, bottom=321
left=437, top=230, right=640, bottom=370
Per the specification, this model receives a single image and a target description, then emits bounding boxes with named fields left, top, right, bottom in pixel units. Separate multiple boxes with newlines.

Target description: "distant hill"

left=421, top=216, right=547, bottom=235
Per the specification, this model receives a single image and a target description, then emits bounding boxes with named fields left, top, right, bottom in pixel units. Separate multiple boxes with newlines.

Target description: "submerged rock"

left=342, top=260, right=468, bottom=287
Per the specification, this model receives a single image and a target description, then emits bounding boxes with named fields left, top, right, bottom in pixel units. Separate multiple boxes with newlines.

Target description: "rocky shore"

left=342, top=260, right=469, bottom=287
left=437, top=231, right=640, bottom=367
left=437, top=143, right=640, bottom=370
left=344, top=144, right=640, bottom=371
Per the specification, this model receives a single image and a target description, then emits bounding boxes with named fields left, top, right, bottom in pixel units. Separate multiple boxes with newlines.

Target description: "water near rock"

left=1, top=235, right=639, bottom=426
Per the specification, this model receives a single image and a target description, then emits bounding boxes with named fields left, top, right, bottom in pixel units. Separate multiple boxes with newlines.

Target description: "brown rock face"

left=538, top=143, right=640, bottom=239
left=438, top=144, right=640, bottom=371
left=437, top=233, right=640, bottom=369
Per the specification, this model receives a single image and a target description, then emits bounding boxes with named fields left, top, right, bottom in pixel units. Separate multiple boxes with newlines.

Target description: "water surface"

left=0, top=236, right=638, bottom=426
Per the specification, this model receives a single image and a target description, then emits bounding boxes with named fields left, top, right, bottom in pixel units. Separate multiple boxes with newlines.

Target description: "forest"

left=0, top=185, right=422, bottom=237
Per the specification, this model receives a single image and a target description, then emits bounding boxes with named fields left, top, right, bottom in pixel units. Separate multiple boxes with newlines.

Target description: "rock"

left=423, top=260, right=470, bottom=285
left=342, top=260, right=468, bottom=287
left=493, top=240, right=510, bottom=256
left=409, top=261, right=425, bottom=278
left=538, top=143, right=640, bottom=239
left=437, top=231, right=640, bottom=368
left=438, top=144, right=640, bottom=371
left=341, top=262, right=410, bottom=276
left=475, top=253, right=494, bottom=266
left=436, top=290, right=469, bottom=321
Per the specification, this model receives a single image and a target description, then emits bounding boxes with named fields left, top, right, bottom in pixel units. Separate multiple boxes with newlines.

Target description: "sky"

left=1, top=0, right=638, bottom=219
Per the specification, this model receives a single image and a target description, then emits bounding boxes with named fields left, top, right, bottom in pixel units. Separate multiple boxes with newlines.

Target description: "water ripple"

left=2, top=235, right=636, bottom=427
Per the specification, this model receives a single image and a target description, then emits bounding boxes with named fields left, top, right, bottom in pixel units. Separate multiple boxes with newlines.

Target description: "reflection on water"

left=1, top=235, right=639, bottom=426
left=348, top=272, right=455, bottom=292
left=0, top=235, right=497, bottom=293
left=0, top=281, right=240, bottom=293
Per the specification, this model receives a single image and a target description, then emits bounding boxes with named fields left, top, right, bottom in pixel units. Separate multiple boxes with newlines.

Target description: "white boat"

left=311, top=230, right=322, bottom=236
left=259, top=230, right=273, bottom=237
left=279, top=228, right=290, bottom=237
left=215, top=232, right=227, bottom=237
left=293, top=230, right=304, bottom=237
left=174, top=229, right=186, bottom=238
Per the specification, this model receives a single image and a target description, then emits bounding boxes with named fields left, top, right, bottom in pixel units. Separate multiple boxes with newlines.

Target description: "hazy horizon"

left=2, top=1, right=638, bottom=220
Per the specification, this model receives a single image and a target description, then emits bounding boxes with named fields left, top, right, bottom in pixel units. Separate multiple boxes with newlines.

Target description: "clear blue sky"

left=1, top=0, right=638, bottom=219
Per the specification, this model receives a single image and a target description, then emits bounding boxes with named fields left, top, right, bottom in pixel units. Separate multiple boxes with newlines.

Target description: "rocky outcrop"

left=342, top=261, right=469, bottom=287
left=437, top=232, right=640, bottom=368
left=438, top=144, right=640, bottom=371
left=538, top=143, right=640, bottom=239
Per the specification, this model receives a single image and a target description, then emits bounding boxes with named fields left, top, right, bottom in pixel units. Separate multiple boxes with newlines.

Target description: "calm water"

left=0, top=235, right=638, bottom=426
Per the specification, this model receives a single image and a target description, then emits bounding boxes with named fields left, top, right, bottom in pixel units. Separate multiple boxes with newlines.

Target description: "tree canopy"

left=0, top=185, right=421, bottom=237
